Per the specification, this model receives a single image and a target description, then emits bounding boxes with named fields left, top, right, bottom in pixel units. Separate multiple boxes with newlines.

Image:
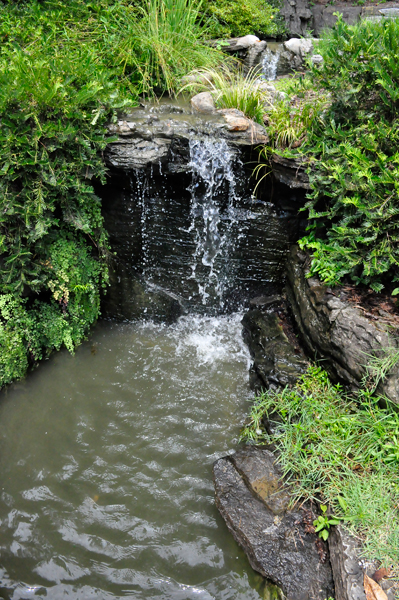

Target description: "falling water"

left=187, top=139, right=241, bottom=306
left=262, top=48, right=280, bottom=81
left=0, top=128, right=299, bottom=598
left=112, top=137, right=291, bottom=319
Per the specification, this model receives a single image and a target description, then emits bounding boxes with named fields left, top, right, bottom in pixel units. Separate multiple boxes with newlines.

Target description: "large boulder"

left=213, top=446, right=335, bottom=600
left=286, top=246, right=399, bottom=405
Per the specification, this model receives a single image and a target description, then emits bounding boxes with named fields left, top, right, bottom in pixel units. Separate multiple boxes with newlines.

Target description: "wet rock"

left=106, top=137, right=171, bottom=170
left=243, top=40, right=268, bottom=72
left=242, top=308, right=308, bottom=390
left=217, top=108, right=250, bottom=131
left=271, top=154, right=310, bottom=190
left=328, top=525, right=366, bottom=600
left=191, top=91, right=215, bottom=114
left=213, top=447, right=335, bottom=600
left=105, top=101, right=268, bottom=171
left=101, top=265, right=183, bottom=323
left=231, top=446, right=290, bottom=515
left=286, top=246, right=399, bottom=405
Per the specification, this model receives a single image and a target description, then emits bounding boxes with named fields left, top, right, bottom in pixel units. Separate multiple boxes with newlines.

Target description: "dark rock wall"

left=286, top=246, right=399, bottom=405
left=100, top=159, right=307, bottom=320
left=281, top=0, right=396, bottom=38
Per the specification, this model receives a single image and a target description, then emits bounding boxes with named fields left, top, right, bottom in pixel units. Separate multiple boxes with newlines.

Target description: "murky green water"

left=0, top=314, right=267, bottom=599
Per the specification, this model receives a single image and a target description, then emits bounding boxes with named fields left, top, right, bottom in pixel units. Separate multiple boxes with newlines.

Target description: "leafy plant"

left=313, top=505, right=341, bottom=540
left=295, top=16, right=399, bottom=292
left=202, top=0, right=285, bottom=39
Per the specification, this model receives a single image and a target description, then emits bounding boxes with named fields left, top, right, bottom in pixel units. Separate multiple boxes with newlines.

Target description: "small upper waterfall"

left=262, top=47, right=280, bottom=81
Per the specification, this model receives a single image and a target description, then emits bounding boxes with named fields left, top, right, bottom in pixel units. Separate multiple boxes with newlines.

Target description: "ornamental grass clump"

left=241, top=366, right=399, bottom=569
left=183, top=66, right=269, bottom=124
left=126, top=0, right=224, bottom=95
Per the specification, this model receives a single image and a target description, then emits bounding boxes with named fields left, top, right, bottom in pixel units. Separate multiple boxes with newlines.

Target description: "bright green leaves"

left=203, top=0, right=283, bottom=39
left=0, top=234, right=103, bottom=387
left=313, top=506, right=341, bottom=541
left=0, top=0, right=141, bottom=386
left=297, top=17, right=399, bottom=292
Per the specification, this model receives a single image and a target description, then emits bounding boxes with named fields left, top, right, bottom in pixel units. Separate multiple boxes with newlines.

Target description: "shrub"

left=203, top=0, right=285, bottom=39
left=297, top=16, right=399, bottom=293
left=0, top=1, right=128, bottom=386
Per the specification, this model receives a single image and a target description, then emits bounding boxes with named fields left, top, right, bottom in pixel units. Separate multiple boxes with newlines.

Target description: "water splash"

left=262, top=48, right=280, bottom=81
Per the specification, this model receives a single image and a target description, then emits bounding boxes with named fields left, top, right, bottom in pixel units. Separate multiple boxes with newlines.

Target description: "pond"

left=0, top=314, right=271, bottom=599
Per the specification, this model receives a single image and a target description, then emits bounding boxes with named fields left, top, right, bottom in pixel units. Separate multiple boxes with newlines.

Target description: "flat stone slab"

left=106, top=101, right=268, bottom=171
left=213, top=447, right=334, bottom=600
left=231, top=446, right=291, bottom=515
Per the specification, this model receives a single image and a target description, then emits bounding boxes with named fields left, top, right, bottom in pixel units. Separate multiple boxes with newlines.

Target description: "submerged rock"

left=286, top=246, right=399, bottom=405
left=213, top=446, right=335, bottom=600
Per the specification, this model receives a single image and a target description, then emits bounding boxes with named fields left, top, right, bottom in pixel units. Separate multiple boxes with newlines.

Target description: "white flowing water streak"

left=187, top=139, right=241, bottom=306
left=262, top=48, right=280, bottom=81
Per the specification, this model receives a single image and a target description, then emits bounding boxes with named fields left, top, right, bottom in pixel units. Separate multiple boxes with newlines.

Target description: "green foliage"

left=241, top=366, right=399, bottom=568
left=0, top=234, right=102, bottom=386
left=124, top=0, right=223, bottom=95
left=0, top=0, right=225, bottom=387
left=297, top=17, right=399, bottom=292
left=0, top=0, right=134, bottom=387
left=313, top=505, right=341, bottom=541
left=203, top=0, right=285, bottom=39
left=265, top=92, right=327, bottom=149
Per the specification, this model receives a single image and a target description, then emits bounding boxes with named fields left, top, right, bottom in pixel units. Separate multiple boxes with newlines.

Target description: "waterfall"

left=103, top=134, right=292, bottom=320
left=262, top=48, right=280, bottom=81
left=187, top=138, right=241, bottom=307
